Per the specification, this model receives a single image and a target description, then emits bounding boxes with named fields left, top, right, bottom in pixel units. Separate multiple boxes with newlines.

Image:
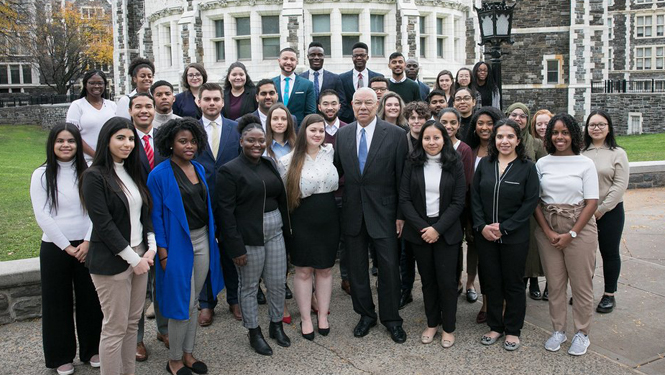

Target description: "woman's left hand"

left=420, top=227, right=440, bottom=243
left=552, top=232, right=573, bottom=250
left=594, top=210, right=604, bottom=220
left=75, top=241, right=90, bottom=263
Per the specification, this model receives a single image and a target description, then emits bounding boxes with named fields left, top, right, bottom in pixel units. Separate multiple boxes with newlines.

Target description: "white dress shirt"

left=136, top=127, right=155, bottom=151
left=202, top=115, right=223, bottom=152
left=325, top=118, right=340, bottom=137
left=356, top=116, right=377, bottom=156
left=280, top=74, right=296, bottom=100
left=257, top=110, right=268, bottom=130
left=352, top=69, right=369, bottom=90
left=308, top=69, right=324, bottom=91
left=389, top=75, right=407, bottom=83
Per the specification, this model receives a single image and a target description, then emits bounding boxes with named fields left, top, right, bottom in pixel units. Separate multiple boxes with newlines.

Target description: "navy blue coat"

left=195, top=117, right=240, bottom=196
left=299, top=69, right=347, bottom=111
left=338, top=69, right=384, bottom=124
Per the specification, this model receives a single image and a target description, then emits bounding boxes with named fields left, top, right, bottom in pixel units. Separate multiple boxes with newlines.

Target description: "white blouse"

left=279, top=143, right=339, bottom=199
left=536, top=154, right=599, bottom=205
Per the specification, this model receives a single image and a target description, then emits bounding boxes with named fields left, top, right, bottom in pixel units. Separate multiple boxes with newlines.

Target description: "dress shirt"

left=389, top=75, right=408, bottom=83
left=271, top=140, right=292, bottom=161
left=202, top=115, right=223, bottom=152
left=278, top=144, right=339, bottom=198
left=308, top=69, right=324, bottom=91
left=280, top=74, right=296, bottom=100
left=325, top=118, right=340, bottom=137
left=352, top=69, right=369, bottom=89
left=453, top=139, right=460, bottom=150
left=356, top=116, right=377, bottom=156
left=136, top=127, right=154, bottom=152
left=258, top=110, right=268, bottom=130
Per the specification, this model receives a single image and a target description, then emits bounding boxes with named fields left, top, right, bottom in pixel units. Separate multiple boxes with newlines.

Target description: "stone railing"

left=0, top=104, right=69, bottom=129
left=0, top=258, right=41, bottom=325
left=628, top=161, right=665, bottom=189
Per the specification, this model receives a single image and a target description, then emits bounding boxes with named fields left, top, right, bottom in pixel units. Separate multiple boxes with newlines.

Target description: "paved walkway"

left=1, top=188, right=664, bottom=375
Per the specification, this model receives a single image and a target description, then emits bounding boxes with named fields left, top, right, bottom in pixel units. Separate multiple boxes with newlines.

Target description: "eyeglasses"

left=187, top=73, right=202, bottom=78
left=352, top=54, right=368, bottom=59
left=372, top=87, right=388, bottom=92
left=509, top=113, right=528, bottom=120
left=454, top=96, right=472, bottom=102
left=588, top=123, right=608, bottom=129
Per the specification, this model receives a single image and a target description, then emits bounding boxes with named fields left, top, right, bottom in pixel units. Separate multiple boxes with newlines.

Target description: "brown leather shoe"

left=156, top=332, right=170, bottom=349
left=341, top=280, right=351, bottom=295
left=229, top=304, right=242, bottom=321
left=198, top=308, right=214, bottom=327
left=136, top=341, right=148, bottom=362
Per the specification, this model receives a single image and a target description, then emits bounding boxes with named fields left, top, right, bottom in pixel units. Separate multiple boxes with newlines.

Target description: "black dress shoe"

left=388, top=326, right=407, bottom=344
left=542, top=287, right=549, bottom=301
left=166, top=362, right=193, bottom=375
left=596, top=295, right=615, bottom=313
left=257, top=287, right=267, bottom=305
left=248, top=327, right=273, bottom=355
left=466, top=289, right=478, bottom=303
left=184, top=361, right=208, bottom=374
left=269, top=321, right=291, bottom=347
left=300, top=322, right=315, bottom=341
left=529, top=290, right=542, bottom=300
left=353, top=319, right=377, bottom=337
left=285, top=283, right=293, bottom=299
left=399, top=290, right=413, bottom=310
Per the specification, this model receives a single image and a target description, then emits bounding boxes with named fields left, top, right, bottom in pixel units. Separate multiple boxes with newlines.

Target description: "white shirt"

left=389, top=75, right=407, bottom=83
left=356, top=117, right=377, bottom=156
left=279, top=144, right=339, bottom=198
left=308, top=69, right=324, bottom=91
left=536, top=154, right=599, bottom=205
left=352, top=69, right=369, bottom=90
left=325, top=118, right=340, bottom=136
left=66, top=97, right=117, bottom=162
left=202, top=115, right=223, bottom=152
left=136, top=127, right=155, bottom=152
left=424, top=154, right=443, bottom=217
left=280, top=74, right=296, bottom=100
left=453, top=139, right=460, bottom=151
left=258, top=110, right=268, bottom=130
left=115, top=89, right=137, bottom=120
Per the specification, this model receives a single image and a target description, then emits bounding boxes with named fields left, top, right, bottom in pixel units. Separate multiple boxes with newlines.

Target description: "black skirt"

left=287, top=192, right=340, bottom=269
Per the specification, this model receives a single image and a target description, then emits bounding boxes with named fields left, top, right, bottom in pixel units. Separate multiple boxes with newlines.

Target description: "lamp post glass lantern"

left=474, top=1, right=515, bottom=110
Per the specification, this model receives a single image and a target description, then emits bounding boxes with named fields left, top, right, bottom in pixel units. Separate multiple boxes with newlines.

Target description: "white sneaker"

left=57, top=363, right=74, bottom=375
left=545, top=331, right=567, bottom=352
left=89, top=354, right=100, bottom=368
left=568, top=331, right=590, bottom=356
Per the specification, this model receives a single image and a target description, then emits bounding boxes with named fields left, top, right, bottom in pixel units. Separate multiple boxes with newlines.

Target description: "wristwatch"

left=569, top=230, right=577, bottom=238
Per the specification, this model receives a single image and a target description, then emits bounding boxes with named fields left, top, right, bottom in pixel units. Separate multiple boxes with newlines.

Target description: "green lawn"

left=616, top=133, right=665, bottom=162
left=0, top=125, right=48, bottom=261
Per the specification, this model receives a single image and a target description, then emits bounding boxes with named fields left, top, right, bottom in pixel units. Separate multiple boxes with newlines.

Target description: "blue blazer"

left=195, top=117, right=240, bottom=196
left=417, top=80, right=430, bottom=102
left=338, top=69, right=384, bottom=124
left=299, top=69, right=347, bottom=110
left=273, top=75, right=316, bottom=127
left=148, top=161, right=224, bottom=320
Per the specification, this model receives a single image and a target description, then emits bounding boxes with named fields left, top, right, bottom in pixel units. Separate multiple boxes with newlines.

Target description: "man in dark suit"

left=242, top=78, right=297, bottom=130
left=338, top=42, right=384, bottom=124
left=406, top=58, right=431, bottom=101
left=299, top=41, right=347, bottom=109
left=272, top=47, right=316, bottom=127
left=333, top=87, right=408, bottom=344
left=194, top=82, right=242, bottom=326
left=128, top=92, right=168, bottom=361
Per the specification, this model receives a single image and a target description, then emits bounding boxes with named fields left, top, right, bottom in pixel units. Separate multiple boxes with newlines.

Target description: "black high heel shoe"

left=300, top=322, right=315, bottom=341
left=316, top=313, right=330, bottom=336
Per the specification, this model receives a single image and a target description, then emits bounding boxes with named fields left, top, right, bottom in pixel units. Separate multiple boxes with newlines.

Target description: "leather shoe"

left=399, top=290, right=413, bottom=310
left=542, top=289, right=549, bottom=301
left=341, top=280, right=351, bottom=295
left=136, top=341, right=148, bottom=362
left=285, top=283, right=293, bottom=299
left=166, top=362, right=192, bottom=375
left=353, top=318, right=377, bottom=337
left=229, top=304, right=242, bottom=321
left=269, top=321, right=291, bottom=347
left=248, top=327, right=273, bottom=355
left=184, top=360, right=208, bottom=374
left=198, top=308, right=213, bottom=327
left=476, top=310, right=487, bottom=324
left=257, top=286, right=267, bottom=305
left=157, top=332, right=170, bottom=349
left=529, top=290, right=542, bottom=300
left=388, top=326, right=407, bottom=344
left=596, top=295, right=615, bottom=313
left=300, top=322, right=315, bottom=341
left=466, top=289, right=478, bottom=303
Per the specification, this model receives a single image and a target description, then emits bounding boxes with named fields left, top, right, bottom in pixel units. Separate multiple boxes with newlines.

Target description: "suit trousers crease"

left=90, top=242, right=148, bottom=375
left=535, top=203, right=597, bottom=336
left=40, top=240, right=103, bottom=368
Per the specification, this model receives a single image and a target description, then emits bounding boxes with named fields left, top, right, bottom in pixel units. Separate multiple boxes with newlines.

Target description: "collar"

left=357, top=116, right=377, bottom=135
left=390, top=75, right=407, bottom=83
left=281, top=74, right=295, bottom=82
left=326, top=118, right=340, bottom=129
left=136, top=127, right=153, bottom=139
left=202, top=115, right=223, bottom=127
left=585, top=143, right=609, bottom=150
left=310, top=68, right=323, bottom=76
left=353, top=68, right=368, bottom=77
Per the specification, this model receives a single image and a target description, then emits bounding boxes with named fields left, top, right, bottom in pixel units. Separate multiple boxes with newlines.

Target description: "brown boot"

left=198, top=308, right=214, bottom=327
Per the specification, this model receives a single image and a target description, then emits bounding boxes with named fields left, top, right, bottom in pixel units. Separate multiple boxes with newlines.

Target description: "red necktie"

left=357, top=73, right=364, bottom=89
left=143, top=134, right=154, bottom=170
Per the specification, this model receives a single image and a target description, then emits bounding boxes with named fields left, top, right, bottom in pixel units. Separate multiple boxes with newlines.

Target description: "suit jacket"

left=273, top=75, right=316, bottom=127
left=399, top=158, right=466, bottom=246
left=138, top=130, right=166, bottom=182
left=417, top=80, right=430, bottom=102
left=333, top=118, right=407, bottom=238
left=195, top=117, right=240, bottom=196
left=82, top=167, right=153, bottom=275
left=222, top=87, right=258, bottom=120
left=338, top=69, right=384, bottom=124
left=299, top=69, right=347, bottom=110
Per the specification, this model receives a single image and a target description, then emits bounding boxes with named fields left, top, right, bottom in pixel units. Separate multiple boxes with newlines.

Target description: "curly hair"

left=465, top=106, right=504, bottom=150
left=404, top=101, right=429, bottom=120
left=583, top=109, right=619, bottom=150
left=154, top=117, right=208, bottom=158
left=127, top=57, right=154, bottom=78
left=544, top=113, right=583, bottom=155
left=237, top=114, right=264, bottom=135
left=487, top=119, right=527, bottom=162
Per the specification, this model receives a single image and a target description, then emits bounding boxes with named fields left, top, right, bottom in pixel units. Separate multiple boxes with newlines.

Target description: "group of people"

left=30, top=41, right=629, bottom=375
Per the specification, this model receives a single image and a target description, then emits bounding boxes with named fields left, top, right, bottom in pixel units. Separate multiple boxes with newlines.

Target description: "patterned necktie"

left=283, top=77, right=291, bottom=106
left=210, top=121, right=219, bottom=159
left=142, top=134, right=154, bottom=170
left=357, top=73, right=364, bottom=89
left=358, top=128, right=367, bottom=175
left=313, top=71, right=320, bottom=99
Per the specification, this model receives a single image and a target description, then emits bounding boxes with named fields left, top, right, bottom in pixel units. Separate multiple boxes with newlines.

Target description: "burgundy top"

left=227, top=92, right=244, bottom=121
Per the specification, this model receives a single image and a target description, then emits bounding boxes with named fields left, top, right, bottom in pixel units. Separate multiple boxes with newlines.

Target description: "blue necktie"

left=283, top=77, right=290, bottom=106
left=313, top=71, right=320, bottom=100
left=359, top=128, right=367, bottom=175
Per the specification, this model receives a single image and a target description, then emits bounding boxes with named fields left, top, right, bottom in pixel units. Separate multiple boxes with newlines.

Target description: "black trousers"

left=411, top=238, right=459, bottom=333
left=476, top=235, right=528, bottom=336
left=345, top=219, right=402, bottom=327
left=597, top=202, right=625, bottom=294
left=399, top=239, right=416, bottom=292
left=40, top=240, right=103, bottom=368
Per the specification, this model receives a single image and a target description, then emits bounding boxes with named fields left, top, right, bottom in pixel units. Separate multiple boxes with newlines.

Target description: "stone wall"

left=590, top=93, right=665, bottom=134
left=628, top=162, right=665, bottom=189
left=501, top=32, right=570, bottom=85
left=502, top=88, right=568, bottom=116
left=0, top=258, right=41, bottom=325
left=511, top=0, right=571, bottom=28
left=0, top=104, right=69, bottom=128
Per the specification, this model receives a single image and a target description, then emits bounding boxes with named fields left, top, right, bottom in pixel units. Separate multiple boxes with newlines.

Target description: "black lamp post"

left=474, top=1, right=515, bottom=110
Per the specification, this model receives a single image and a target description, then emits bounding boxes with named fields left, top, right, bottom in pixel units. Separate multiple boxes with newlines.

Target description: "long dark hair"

left=42, top=123, right=87, bottom=213
left=410, top=120, right=458, bottom=171
left=454, top=67, right=474, bottom=91
left=471, top=61, right=497, bottom=93
left=79, top=70, right=108, bottom=99
left=487, top=119, right=527, bottom=162
left=223, top=62, right=255, bottom=92
left=466, top=106, right=505, bottom=150
left=544, top=113, right=583, bottom=155
left=80, top=117, right=152, bottom=210
left=285, top=114, right=325, bottom=211
left=265, top=103, right=297, bottom=160
left=583, top=109, right=619, bottom=150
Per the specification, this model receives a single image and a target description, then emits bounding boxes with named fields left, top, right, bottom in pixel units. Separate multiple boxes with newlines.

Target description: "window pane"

left=420, top=37, right=426, bottom=58
left=215, top=20, right=224, bottom=38
left=237, top=39, right=251, bottom=59
left=10, top=65, right=19, bottom=83
left=437, top=38, right=443, bottom=58
left=645, top=59, right=652, bottom=69
left=237, top=17, right=250, bottom=36
left=215, top=41, right=225, bottom=61
left=437, top=18, right=443, bottom=35
left=637, top=48, right=644, bottom=57
left=262, top=16, right=279, bottom=34
left=657, top=58, right=664, bottom=69
left=371, top=36, right=384, bottom=56
left=312, top=15, right=330, bottom=33
left=262, top=37, right=280, bottom=59
left=0, top=67, right=7, bottom=84
left=370, top=14, right=384, bottom=33
left=342, top=36, right=359, bottom=56
left=342, top=14, right=359, bottom=32
left=22, top=65, right=32, bottom=84
left=312, top=36, right=331, bottom=56
left=637, top=17, right=644, bottom=26
left=419, top=16, right=425, bottom=34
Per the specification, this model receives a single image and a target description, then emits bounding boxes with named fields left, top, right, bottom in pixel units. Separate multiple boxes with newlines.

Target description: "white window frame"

left=260, top=14, right=281, bottom=60
left=234, top=15, right=252, bottom=61
left=162, top=23, right=173, bottom=67
left=310, top=13, right=332, bottom=57
left=542, top=55, right=563, bottom=85
left=370, top=13, right=387, bottom=58
left=211, top=18, right=225, bottom=62
left=635, top=45, right=665, bottom=70
left=635, top=14, right=665, bottom=38
left=341, top=13, right=361, bottom=57
left=419, top=15, right=428, bottom=58
left=627, top=113, right=643, bottom=135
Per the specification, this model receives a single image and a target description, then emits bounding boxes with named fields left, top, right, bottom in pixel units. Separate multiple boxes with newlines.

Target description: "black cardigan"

left=222, top=87, right=258, bottom=120
left=470, top=157, right=540, bottom=244
left=81, top=167, right=153, bottom=275
left=214, top=153, right=291, bottom=259
left=399, top=158, right=466, bottom=246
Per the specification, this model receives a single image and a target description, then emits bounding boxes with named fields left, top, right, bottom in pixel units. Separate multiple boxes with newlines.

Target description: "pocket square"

left=295, top=91, right=304, bottom=94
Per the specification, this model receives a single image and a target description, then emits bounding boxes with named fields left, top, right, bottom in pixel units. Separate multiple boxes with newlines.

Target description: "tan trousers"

left=91, top=243, right=148, bottom=375
left=535, top=202, right=597, bottom=336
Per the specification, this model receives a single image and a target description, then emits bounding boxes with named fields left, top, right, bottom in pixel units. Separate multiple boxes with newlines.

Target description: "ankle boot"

left=248, top=327, right=273, bottom=355
left=269, top=321, right=291, bottom=347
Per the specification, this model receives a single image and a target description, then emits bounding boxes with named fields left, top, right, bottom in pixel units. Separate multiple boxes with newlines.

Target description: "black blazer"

left=299, top=69, right=348, bottom=109
left=214, top=153, right=291, bottom=259
left=333, top=118, right=407, bottom=238
left=338, top=69, right=384, bottom=124
left=399, top=158, right=466, bottom=246
left=82, top=167, right=153, bottom=275
left=222, top=87, right=258, bottom=120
